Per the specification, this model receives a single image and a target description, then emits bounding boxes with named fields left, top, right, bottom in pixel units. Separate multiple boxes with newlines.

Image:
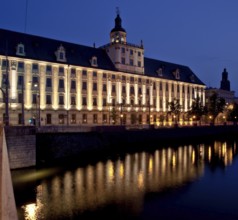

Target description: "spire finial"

left=116, top=7, right=120, bottom=16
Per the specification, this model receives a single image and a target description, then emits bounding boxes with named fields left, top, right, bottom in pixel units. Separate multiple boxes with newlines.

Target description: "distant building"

left=205, top=68, right=235, bottom=105
left=0, top=12, right=205, bottom=126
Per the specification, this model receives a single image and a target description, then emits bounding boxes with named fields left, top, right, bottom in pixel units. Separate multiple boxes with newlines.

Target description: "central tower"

left=102, top=10, right=144, bottom=75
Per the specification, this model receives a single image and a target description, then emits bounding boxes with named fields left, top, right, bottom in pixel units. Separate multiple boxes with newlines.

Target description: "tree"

left=227, top=102, right=238, bottom=122
left=188, top=97, right=206, bottom=125
left=206, top=92, right=226, bottom=124
left=168, top=98, right=181, bottom=125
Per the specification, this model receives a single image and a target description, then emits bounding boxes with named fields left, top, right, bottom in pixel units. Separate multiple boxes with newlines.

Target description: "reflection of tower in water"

left=21, top=141, right=237, bottom=219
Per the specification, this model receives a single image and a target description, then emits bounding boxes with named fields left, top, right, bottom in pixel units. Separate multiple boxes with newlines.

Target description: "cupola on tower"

left=102, top=9, right=144, bottom=75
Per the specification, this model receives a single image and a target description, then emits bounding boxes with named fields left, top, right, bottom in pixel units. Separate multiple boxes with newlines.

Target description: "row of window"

left=121, top=47, right=142, bottom=57
left=16, top=91, right=195, bottom=110
left=2, top=74, right=202, bottom=99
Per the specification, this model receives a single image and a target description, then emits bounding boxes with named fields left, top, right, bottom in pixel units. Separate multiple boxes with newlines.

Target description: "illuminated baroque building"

left=0, top=13, right=205, bottom=126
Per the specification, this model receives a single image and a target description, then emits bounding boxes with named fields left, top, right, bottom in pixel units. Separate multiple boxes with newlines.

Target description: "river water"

left=12, top=137, right=238, bottom=220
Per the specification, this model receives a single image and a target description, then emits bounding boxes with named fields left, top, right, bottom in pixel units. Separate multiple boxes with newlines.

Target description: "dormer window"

left=156, top=68, right=163, bottom=76
left=173, top=69, right=180, bottom=80
left=190, top=74, right=195, bottom=82
left=55, top=45, right=66, bottom=62
left=91, top=56, right=98, bottom=67
left=16, top=43, right=25, bottom=56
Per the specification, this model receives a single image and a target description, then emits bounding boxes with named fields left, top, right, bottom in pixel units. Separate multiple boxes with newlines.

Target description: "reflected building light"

left=106, top=160, right=114, bottom=184
left=222, top=142, right=227, bottom=157
left=208, top=147, right=212, bottom=162
left=192, top=150, right=195, bottom=164
left=23, top=203, right=37, bottom=220
left=119, top=163, right=124, bottom=178
left=172, top=154, right=176, bottom=168
left=137, top=171, right=144, bottom=190
left=148, top=156, right=153, bottom=175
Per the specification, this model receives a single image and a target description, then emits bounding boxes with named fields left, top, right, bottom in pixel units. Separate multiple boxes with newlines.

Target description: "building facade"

left=0, top=13, right=205, bottom=126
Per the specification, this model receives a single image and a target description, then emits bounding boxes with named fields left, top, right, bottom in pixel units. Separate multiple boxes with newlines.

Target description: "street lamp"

left=119, top=96, right=124, bottom=125
left=21, top=77, right=25, bottom=125
left=34, top=82, right=41, bottom=127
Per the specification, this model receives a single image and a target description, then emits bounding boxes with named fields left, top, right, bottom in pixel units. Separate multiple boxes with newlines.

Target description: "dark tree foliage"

left=207, top=92, right=226, bottom=123
left=227, top=102, right=238, bottom=122
left=168, top=98, right=181, bottom=123
left=188, top=97, right=206, bottom=123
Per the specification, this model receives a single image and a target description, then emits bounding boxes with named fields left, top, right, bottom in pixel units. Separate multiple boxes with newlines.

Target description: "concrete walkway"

left=0, top=127, right=18, bottom=220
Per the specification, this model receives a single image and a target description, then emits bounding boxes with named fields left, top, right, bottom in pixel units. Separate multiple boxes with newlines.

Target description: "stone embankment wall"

left=0, top=128, right=18, bottom=220
left=5, top=126, right=36, bottom=169
left=37, top=125, right=238, bottom=165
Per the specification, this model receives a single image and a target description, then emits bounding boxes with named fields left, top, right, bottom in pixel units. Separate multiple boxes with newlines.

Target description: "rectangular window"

left=93, top=97, right=97, bottom=106
left=138, top=51, right=141, bottom=56
left=83, top=114, right=87, bottom=123
left=82, top=82, right=87, bottom=90
left=59, top=114, right=64, bottom=124
left=46, top=114, right=52, bottom=124
left=59, top=67, right=64, bottom=73
left=93, top=82, right=97, bottom=91
left=46, top=65, right=52, bottom=72
left=130, top=59, right=133, bottom=66
left=82, top=97, right=87, bottom=106
left=130, top=77, right=134, bottom=82
left=18, top=113, right=22, bottom=125
left=112, top=74, right=115, bottom=80
left=71, top=80, right=76, bottom=90
left=18, top=75, right=24, bottom=87
left=32, top=76, right=38, bottom=85
left=59, top=95, right=64, bottom=105
left=46, top=78, right=52, bottom=88
left=32, top=63, right=38, bottom=72
left=1, top=60, right=9, bottom=69
left=103, top=84, right=107, bottom=92
left=121, top=47, right=125, bottom=53
left=122, top=86, right=126, bottom=93
left=82, top=70, right=87, bottom=76
left=46, top=94, right=52, bottom=105
left=112, top=85, right=116, bottom=93
left=103, top=73, right=107, bottom=78
left=32, top=94, right=37, bottom=104
left=130, top=86, right=134, bottom=95
left=71, top=68, right=76, bottom=75
left=18, top=62, right=24, bottom=72
left=121, top=57, right=125, bottom=64
left=130, top=49, right=133, bottom=55
left=71, top=96, right=76, bottom=105
left=71, top=114, right=76, bottom=124
left=93, top=114, right=98, bottom=123
left=138, top=61, right=141, bottom=67
left=103, top=114, right=107, bottom=123
left=59, top=79, right=64, bottom=89
left=103, top=98, right=107, bottom=106
left=18, top=93, right=23, bottom=104
left=122, top=76, right=126, bottom=81
left=93, top=71, right=97, bottom=77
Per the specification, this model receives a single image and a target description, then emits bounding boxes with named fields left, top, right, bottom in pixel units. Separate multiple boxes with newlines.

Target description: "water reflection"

left=12, top=139, right=237, bottom=220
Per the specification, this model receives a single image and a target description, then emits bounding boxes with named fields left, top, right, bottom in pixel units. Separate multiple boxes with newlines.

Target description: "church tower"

left=102, top=9, right=144, bottom=75
left=220, top=68, right=230, bottom=91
